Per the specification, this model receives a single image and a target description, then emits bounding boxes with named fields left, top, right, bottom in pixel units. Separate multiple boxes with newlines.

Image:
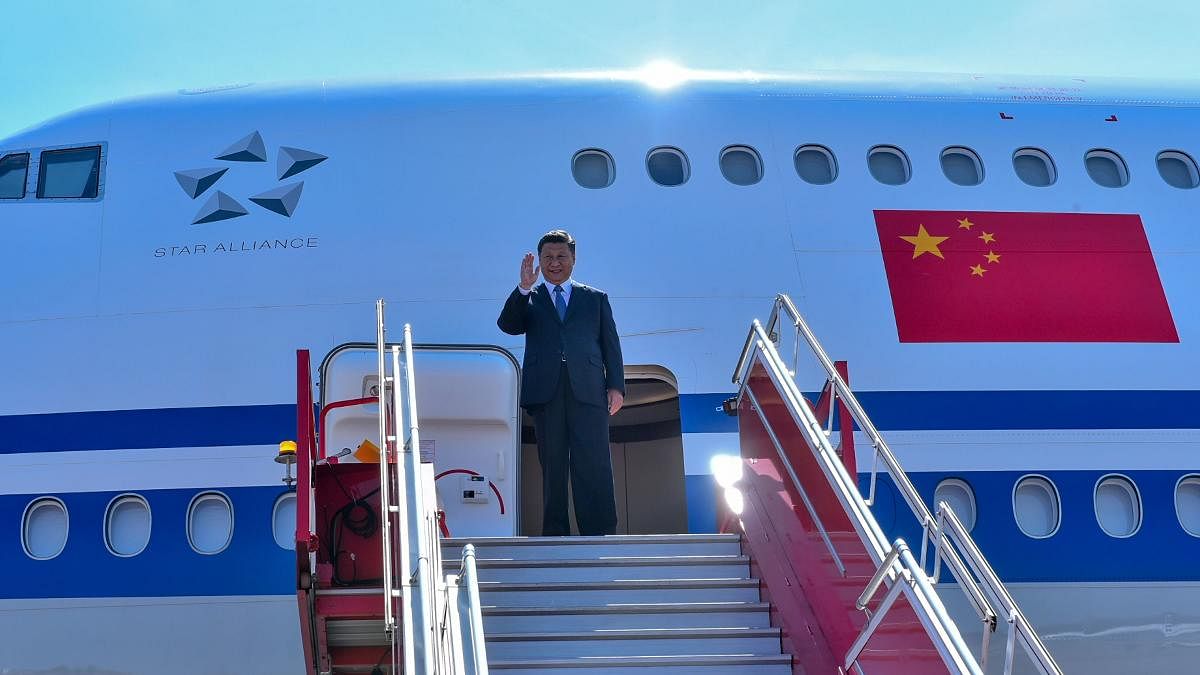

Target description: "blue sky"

left=3, top=0, right=1198, bottom=137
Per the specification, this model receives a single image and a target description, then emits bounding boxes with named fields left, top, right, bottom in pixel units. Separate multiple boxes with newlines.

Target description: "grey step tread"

left=445, top=534, right=740, bottom=546
left=446, top=555, right=750, bottom=568
left=483, top=602, right=769, bottom=615
left=486, top=627, right=780, bottom=641
left=489, top=654, right=791, bottom=668
left=314, top=579, right=757, bottom=595
left=478, top=579, right=759, bottom=592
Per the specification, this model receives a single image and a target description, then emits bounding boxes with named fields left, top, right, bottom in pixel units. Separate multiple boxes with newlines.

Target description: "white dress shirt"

left=518, top=279, right=575, bottom=308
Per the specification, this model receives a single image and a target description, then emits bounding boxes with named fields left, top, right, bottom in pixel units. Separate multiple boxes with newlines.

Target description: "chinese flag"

left=875, top=210, right=1178, bottom=343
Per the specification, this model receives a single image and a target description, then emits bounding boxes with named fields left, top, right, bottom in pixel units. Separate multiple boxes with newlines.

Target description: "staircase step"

left=478, top=579, right=760, bottom=607
left=482, top=602, right=772, bottom=632
left=325, top=618, right=389, bottom=647
left=486, top=627, right=781, bottom=659
left=444, top=534, right=742, bottom=560
left=488, top=653, right=792, bottom=674
left=446, top=556, right=751, bottom=582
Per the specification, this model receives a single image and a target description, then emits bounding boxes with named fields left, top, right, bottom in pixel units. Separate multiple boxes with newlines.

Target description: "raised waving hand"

left=519, top=252, right=541, bottom=290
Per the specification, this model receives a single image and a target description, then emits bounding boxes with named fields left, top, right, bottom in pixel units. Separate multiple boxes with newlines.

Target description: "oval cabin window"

left=106, top=494, right=152, bottom=557
left=273, top=493, right=298, bottom=550
left=572, top=149, right=615, bottom=189
left=1177, top=475, right=1200, bottom=537
left=1013, top=148, right=1056, bottom=187
left=794, top=145, right=837, bottom=185
left=720, top=145, right=763, bottom=185
left=1085, top=149, right=1129, bottom=188
left=646, top=147, right=689, bottom=186
left=1094, top=476, right=1141, bottom=538
left=941, top=147, right=984, bottom=186
left=933, top=478, right=977, bottom=531
left=1157, top=151, right=1199, bottom=189
left=23, top=497, right=69, bottom=560
left=868, top=146, right=910, bottom=185
left=1013, top=476, right=1060, bottom=538
left=188, top=492, right=234, bottom=555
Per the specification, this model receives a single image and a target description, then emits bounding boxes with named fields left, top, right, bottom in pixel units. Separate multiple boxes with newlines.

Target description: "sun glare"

left=637, top=60, right=690, bottom=90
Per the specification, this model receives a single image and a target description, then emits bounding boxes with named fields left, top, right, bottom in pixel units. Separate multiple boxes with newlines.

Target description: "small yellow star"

left=979, top=232, right=996, bottom=244
left=970, top=264, right=987, bottom=277
left=985, top=251, right=1001, bottom=264
left=899, top=224, right=950, bottom=260
left=957, top=217, right=974, bottom=230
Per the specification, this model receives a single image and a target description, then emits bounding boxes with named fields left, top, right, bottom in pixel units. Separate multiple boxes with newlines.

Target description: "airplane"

left=0, top=65, right=1197, bottom=674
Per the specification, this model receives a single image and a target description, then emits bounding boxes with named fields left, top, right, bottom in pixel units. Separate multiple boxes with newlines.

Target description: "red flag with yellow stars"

left=874, top=210, right=1178, bottom=343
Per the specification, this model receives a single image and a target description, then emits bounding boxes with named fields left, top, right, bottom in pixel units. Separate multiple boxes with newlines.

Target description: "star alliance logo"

left=173, top=131, right=327, bottom=224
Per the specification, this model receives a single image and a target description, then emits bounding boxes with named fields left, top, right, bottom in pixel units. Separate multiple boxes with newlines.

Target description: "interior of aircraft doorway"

left=520, top=365, right=688, bottom=535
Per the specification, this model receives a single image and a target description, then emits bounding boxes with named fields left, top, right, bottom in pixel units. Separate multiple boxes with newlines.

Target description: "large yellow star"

left=900, top=224, right=949, bottom=260
left=979, top=231, right=996, bottom=244
left=970, top=264, right=987, bottom=277
left=957, top=217, right=974, bottom=230
left=985, top=251, right=1001, bottom=264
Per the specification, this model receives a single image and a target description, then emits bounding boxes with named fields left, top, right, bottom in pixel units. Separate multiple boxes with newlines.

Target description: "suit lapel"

left=562, top=283, right=584, bottom=324
left=535, top=284, right=563, bottom=324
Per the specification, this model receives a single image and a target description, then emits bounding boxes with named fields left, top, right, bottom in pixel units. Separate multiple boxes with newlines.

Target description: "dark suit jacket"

left=497, top=282, right=624, bottom=409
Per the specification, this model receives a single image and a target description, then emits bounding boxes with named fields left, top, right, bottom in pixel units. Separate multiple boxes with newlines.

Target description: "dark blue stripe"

left=679, top=393, right=738, bottom=434
left=0, top=390, right=1196, bottom=454
left=684, top=474, right=720, bottom=534
left=4, top=470, right=1199, bottom=598
left=0, top=405, right=296, bottom=453
left=680, top=390, right=1200, bottom=435
left=1, top=486, right=294, bottom=599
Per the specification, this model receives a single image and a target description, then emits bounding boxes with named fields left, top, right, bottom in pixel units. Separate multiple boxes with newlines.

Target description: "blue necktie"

left=553, top=285, right=567, bottom=321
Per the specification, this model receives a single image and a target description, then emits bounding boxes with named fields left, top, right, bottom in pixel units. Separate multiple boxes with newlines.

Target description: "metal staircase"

left=729, top=294, right=1063, bottom=675
left=295, top=301, right=489, bottom=675
left=442, top=534, right=792, bottom=674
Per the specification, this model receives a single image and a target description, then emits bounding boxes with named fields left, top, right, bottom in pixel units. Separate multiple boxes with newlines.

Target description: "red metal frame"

left=734, top=357, right=950, bottom=675
left=807, top=360, right=856, bottom=476
left=318, top=396, right=377, bottom=461
left=295, top=350, right=318, bottom=674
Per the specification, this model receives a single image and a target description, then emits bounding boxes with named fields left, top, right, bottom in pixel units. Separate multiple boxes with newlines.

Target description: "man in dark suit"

left=497, top=230, right=624, bottom=536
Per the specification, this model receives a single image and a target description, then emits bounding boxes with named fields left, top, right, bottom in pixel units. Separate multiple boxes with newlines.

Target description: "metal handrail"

left=734, top=293, right=1062, bottom=674
left=737, top=320, right=982, bottom=673
left=457, top=545, right=490, bottom=675
left=375, top=302, right=489, bottom=675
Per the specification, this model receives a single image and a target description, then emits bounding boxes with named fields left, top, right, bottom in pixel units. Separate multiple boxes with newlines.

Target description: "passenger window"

left=720, top=145, right=763, bottom=185
left=0, top=153, right=29, bottom=199
left=794, top=145, right=837, bottom=184
left=868, top=145, right=910, bottom=185
left=941, top=147, right=984, bottom=186
left=646, top=147, right=689, bottom=186
left=1157, top=151, right=1199, bottom=189
left=572, top=149, right=615, bottom=189
left=37, top=146, right=101, bottom=199
left=1085, top=149, right=1129, bottom=188
left=1013, top=148, right=1056, bottom=187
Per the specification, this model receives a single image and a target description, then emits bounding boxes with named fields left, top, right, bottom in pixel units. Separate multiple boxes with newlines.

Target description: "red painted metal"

left=318, top=396, right=377, bottom=460
left=735, top=357, right=952, bottom=675
left=296, top=350, right=401, bottom=675
left=808, top=360, right=857, bottom=476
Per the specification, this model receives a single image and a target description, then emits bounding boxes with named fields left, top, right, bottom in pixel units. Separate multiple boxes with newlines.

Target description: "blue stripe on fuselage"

left=3, top=468, right=1198, bottom=599
left=1, top=390, right=1197, bottom=454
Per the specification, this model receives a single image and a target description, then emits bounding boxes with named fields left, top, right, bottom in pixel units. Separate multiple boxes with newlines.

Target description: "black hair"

left=537, top=229, right=576, bottom=255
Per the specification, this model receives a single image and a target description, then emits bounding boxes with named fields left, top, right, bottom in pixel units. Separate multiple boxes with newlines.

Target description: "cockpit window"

left=0, top=153, right=29, bottom=199
left=37, top=146, right=101, bottom=199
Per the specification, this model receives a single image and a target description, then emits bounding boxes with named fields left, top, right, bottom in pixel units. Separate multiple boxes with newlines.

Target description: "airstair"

left=291, top=296, right=1062, bottom=675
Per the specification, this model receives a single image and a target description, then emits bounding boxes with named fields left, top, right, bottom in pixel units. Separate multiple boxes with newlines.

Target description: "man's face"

left=539, top=242, right=575, bottom=285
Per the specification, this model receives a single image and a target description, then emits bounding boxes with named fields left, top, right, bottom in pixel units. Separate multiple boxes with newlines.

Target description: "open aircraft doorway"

left=520, top=365, right=688, bottom=535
